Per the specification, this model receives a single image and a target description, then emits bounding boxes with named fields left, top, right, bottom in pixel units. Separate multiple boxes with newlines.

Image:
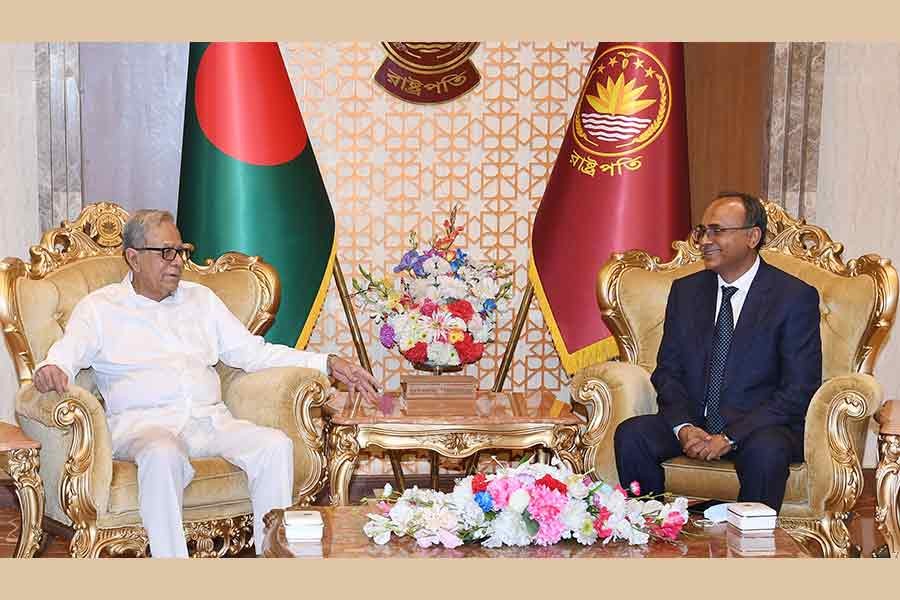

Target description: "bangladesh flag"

left=177, top=42, right=335, bottom=347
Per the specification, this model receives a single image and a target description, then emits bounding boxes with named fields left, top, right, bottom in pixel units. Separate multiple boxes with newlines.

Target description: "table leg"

left=8, top=448, right=44, bottom=558
left=328, top=425, right=360, bottom=506
left=430, top=451, right=440, bottom=490
left=463, top=452, right=480, bottom=476
left=875, top=433, right=900, bottom=558
left=387, top=451, right=406, bottom=492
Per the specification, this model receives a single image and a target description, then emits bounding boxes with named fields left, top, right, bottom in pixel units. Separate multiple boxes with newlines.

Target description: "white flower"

left=473, top=276, right=500, bottom=301
left=565, top=477, right=589, bottom=500
left=640, top=499, right=664, bottom=515
left=422, top=310, right=467, bottom=345
left=560, top=498, right=590, bottom=532
left=482, top=510, right=532, bottom=547
left=455, top=498, right=486, bottom=529
left=381, top=483, right=393, bottom=498
left=388, top=500, right=415, bottom=530
left=437, top=275, right=468, bottom=300
left=507, top=488, right=531, bottom=514
left=363, top=514, right=394, bottom=545
left=423, top=256, right=453, bottom=276
left=427, top=342, right=458, bottom=365
left=574, top=518, right=599, bottom=545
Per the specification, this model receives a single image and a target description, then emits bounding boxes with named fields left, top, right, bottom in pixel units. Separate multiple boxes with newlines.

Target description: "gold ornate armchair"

left=0, top=202, right=330, bottom=557
left=571, top=202, right=897, bottom=558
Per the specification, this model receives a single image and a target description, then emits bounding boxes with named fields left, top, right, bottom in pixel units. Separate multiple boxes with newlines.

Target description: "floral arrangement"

left=363, top=457, right=688, bottom=549
left=352, top=205, right=513, bottom=368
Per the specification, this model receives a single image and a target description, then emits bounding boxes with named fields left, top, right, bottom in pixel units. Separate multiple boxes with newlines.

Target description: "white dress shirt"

left=37, top=273, right=329, bottom=440
left=673, top=255, right=761, bottom=438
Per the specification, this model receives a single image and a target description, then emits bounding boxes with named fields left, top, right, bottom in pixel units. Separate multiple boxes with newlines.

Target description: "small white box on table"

left=284, top=509, right=324, bottom=542
left=726, top=502, right=776, bottom=531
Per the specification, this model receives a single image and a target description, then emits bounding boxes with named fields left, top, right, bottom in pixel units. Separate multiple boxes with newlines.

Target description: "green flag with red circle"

left=177, top=42, right=335, bottom=347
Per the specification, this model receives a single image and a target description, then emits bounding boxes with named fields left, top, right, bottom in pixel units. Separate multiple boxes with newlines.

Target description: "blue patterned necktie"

left=704, top=286, right=738, bottom=434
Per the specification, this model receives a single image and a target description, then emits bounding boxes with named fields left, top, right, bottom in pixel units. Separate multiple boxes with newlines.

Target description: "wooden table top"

left=326, top=390, right=580, bottom=426
left=0, top=423, right=40, bottom=452
left=262, top=505, right=808, bottom=558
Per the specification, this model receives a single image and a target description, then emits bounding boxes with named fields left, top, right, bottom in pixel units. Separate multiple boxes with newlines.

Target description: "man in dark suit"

left=614, top=192, right=822, bottom=511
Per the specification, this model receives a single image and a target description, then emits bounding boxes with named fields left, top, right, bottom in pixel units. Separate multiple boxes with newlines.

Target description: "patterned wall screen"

left=284, top=42, right=595, bottom=474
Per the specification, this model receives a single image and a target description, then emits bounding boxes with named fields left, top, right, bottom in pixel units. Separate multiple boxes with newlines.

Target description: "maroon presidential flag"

left=529, top=43, right=691, bottom=374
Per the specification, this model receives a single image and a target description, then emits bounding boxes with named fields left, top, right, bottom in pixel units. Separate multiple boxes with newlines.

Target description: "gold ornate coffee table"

left=0, top=422, right=44, bottom=558
left=261, top=505, right=807, bottom=558
left=324, top=390, right=583, bottom=506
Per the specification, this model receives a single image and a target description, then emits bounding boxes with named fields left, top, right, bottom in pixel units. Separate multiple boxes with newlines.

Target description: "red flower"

left=593, top=507, right=613, bottom=538
left=454, top=332, right=484, bottom=364
left=535, top=474, right=568, bottom=494
left=399, top=294, right=416, bottom=309
left=403, top=342, right=428, bottom=364
left=446, top=299, right=475, bottom=322
left=471, top=473, right=488, bottom=493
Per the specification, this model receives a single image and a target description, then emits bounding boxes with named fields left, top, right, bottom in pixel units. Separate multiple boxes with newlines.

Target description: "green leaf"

left=523, top=512, right=540, bottom=537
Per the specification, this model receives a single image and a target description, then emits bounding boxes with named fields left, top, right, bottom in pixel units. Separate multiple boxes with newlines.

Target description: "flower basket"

left=352, top=205, right=514, bottom=370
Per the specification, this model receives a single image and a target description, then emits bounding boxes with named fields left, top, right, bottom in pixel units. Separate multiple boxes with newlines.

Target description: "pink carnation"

left=486, top=477, right=522, bottom=509
left=527, top=483, right=568, bottom=545
left=535, top=517, right=567, bottom=546
left=593, top=507, right=613, bottom=538
left=652, top=512, right=686, bottom=540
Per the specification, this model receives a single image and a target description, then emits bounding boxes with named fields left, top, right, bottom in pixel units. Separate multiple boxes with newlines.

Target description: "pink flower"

left=486, top=477, right=522, bottom=509
left=420, top=298, right=439, bottom=317
left=629, top=481, right=641, bottom=496
left=377, top=501, right=391, bottom=515
left=527, top=483, right=568, bottom=545
left=614, top=484, right=628, bottom=497
left=652, top=512, right=686, bottom=540
left=535, top=517, right=567, bottom=546
left=593, top=507, right=613, bottom=538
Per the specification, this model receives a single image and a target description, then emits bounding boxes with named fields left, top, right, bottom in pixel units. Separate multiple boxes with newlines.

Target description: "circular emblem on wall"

left=374, top=42, right=481, bottom=104
left=573, top=45, right=671, bottom=158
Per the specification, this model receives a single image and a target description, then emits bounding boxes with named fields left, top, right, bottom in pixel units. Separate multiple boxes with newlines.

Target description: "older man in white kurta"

left=33, top=209, right=379, bottom=558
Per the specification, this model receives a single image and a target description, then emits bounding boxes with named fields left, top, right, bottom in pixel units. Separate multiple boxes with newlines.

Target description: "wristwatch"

left=722, top=433, right=738, bottom=452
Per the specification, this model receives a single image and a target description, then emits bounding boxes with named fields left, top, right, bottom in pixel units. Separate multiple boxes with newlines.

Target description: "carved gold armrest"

left=570, top=361, right=656, bottom=482
left=220, top=365, right=331, bottom=504
left=803, top=374, right=881, bottom=517
left=15, top=382, right=113, bottom=549
left=875, top=399, right=900, bottom=558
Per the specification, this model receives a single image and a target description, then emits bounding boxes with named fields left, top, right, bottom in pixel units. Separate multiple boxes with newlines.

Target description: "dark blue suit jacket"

left=650, top=258, right=822, bottom=444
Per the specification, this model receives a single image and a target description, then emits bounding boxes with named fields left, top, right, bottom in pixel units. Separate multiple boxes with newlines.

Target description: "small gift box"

left=284, top=510, right=324, bottom=541
left=726, top=502, right=776, bottom=531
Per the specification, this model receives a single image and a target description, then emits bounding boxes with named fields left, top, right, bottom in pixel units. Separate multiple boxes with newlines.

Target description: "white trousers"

left=111, top=407, right=293, bottom=558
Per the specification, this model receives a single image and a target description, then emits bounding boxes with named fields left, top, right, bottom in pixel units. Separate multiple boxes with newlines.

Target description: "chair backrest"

left=597, top=202, right=898, bottom=381
left=0, top=202, right=281, bottom=384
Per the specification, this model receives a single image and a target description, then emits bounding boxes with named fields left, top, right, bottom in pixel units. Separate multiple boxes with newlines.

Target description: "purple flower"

left=379, top=323, right=396, bottom=348
left=394, top=250, right=420, bottom=274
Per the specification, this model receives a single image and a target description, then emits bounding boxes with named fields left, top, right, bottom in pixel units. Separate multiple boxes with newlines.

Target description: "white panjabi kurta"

left=37, top=273, right=330, bottom=557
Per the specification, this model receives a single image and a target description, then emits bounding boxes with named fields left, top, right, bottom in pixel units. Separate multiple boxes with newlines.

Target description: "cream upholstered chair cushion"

left=571, top=202, right=896, bottom=557
left=2, top=202, right=330, bottom=557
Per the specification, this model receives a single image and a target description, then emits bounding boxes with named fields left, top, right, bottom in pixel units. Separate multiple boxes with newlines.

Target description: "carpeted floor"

left=0, top=468, right=888, bottom=558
